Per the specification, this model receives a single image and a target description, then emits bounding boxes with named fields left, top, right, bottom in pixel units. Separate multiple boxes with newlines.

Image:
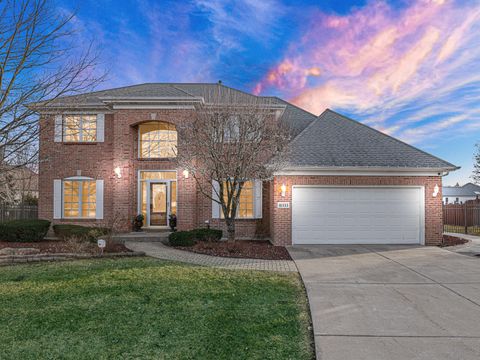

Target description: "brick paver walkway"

left=124, top=240, right=297, bottom=272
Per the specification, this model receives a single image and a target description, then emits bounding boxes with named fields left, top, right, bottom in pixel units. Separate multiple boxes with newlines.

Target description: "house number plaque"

left=277, top=202, right=290, bottom=209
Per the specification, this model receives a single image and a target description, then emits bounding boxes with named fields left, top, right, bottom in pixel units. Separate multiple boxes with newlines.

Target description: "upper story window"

left=63, top=115, right=97, bottom=142
left=139, top=121, right=177, bottom=159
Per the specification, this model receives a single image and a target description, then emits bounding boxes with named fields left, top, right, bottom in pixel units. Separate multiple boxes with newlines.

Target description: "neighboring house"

left=30, top=83, right=458, bottom=246
left=0, top=165, right=38, bottom=204
left=443, top=183, right=480, bottom=204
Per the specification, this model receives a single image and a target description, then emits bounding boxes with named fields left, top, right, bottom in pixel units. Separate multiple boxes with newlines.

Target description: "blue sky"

left=62, top=0, right=480, bottom=185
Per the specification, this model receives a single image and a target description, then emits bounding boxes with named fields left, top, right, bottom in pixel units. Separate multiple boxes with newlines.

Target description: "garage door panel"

left=292, top=187, right=423, bottom=245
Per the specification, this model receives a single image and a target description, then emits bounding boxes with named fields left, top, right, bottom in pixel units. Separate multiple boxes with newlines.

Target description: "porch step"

left=112, top=231, right=171, bottom=244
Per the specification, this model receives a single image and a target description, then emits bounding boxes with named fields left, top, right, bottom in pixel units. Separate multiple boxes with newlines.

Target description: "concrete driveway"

left=288, top=245, right=480, bottom=360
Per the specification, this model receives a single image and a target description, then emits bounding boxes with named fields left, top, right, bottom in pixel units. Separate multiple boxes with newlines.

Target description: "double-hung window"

left=63, top=115, right=97, bottom=142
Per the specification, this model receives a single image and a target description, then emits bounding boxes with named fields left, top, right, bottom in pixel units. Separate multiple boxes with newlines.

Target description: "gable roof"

left=443, top=183, right=480, bottom=197
left=31, top=83, right=457, bottom=171
left=283, top=109, right=458, bottom=171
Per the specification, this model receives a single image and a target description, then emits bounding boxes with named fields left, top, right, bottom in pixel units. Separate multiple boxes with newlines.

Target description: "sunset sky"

left=62, top=0, right=480, bottom=185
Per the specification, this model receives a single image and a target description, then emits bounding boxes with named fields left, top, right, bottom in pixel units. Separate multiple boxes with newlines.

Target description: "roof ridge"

left=286, top=108, right=329, bottom=144
left=323, top=109, right=459, bottom=170
left=170, top=84, right=197, bottom=98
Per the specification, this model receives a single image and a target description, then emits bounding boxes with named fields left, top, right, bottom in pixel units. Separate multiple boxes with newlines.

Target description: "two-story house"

left=31, top=83, right=458, bottom=246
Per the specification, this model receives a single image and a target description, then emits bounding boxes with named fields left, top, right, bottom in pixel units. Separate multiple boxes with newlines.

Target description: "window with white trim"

left=63, top=115, right=97, bottom=142
left=63, top=179, right=96, bottom=218
left=220, top=180, right=256, bottom=219
left=139, top=121, right=177, bottom=158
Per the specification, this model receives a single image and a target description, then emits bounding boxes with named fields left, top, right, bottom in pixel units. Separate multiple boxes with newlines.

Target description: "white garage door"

left=292, top=187, right=424, bottom=245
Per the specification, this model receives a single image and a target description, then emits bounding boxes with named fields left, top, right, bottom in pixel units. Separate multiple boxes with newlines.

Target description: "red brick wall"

left=38, top=109, right=263, bottom=237
left=271, top=175, right=443, bottom=246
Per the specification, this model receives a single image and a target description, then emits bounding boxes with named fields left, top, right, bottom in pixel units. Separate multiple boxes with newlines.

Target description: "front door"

left=150, top=183, right=168, bottom=226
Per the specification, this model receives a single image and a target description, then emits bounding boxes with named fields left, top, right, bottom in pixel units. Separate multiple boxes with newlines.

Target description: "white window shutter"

left=54, top=115, right=63, bottom=142
left=254, top=180, right=263, bottom=219
left=96, top=180, right=104, bottom=219
left=96, top=114, right=105, bottom=142
left=53, top=180, right=62, bottom=219
left=212, top=180, right=220, bottom=219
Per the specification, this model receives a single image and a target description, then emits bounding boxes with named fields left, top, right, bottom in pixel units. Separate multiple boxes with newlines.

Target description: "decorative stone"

left=0, top=247, right=41, bottom=256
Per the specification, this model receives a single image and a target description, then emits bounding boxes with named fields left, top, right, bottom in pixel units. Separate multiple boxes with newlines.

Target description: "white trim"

left=64, top=176, right=94, bottom=180
left=113, top=104, right=195, bottom=110
left=61, top=178, right=98, bottom=220
left=137, top=170, right=178, bottom=228
left=54, top=115, right=63, bottom=142
left=95, top=180, right=104, bottom=219
left=53, top=180, right=62, bottom=219
left=291, top=185, right=425, bottom=246
left=96, top=114, right=105, bottom=142
left=276, top=167, right=449, bottom=176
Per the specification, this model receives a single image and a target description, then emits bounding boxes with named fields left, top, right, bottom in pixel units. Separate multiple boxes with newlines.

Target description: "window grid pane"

left=221, top=181, right=254, bottom=219
left=139, top=122, right=177, bottom=159
left=63, top=180, right=96, bottom=218
left=63, top=115, right=97, bottom=142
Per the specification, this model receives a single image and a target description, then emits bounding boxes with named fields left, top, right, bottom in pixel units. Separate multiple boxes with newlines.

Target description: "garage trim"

left=291, top=185, right=426, bottom=245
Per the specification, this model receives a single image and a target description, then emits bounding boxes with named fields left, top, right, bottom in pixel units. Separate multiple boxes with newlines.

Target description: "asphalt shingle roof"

left=443, top=183, right=480, bottom=197
left=283, top=109, right=457, bottom=170
left=34, top=83, right=457, bottom=170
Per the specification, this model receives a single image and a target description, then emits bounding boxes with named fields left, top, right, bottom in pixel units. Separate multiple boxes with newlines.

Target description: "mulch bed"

left=0, top=240, right=131, bottom=255
left=174, top=240, right=292, bottom=260
left=440, top=235, right=469, bottom=247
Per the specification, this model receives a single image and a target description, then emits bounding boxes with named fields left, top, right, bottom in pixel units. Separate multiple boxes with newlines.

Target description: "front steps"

left=112, top=231, right=171, bottom=244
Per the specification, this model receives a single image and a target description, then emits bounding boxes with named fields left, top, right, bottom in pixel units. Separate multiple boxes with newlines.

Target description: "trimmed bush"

left=191, top=228, right=223, bottom=242
left=53, top=224, right=110, bottom=242
left=0, top=219, right=51, bottom=242
left=169, top=231, right=195, bottom=247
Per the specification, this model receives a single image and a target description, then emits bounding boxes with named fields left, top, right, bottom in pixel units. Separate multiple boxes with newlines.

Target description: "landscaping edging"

left=0, top=251, right=145, bottom=266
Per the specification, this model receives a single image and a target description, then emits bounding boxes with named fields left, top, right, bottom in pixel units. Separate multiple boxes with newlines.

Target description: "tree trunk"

left=225, top=217, right=236, bottom=242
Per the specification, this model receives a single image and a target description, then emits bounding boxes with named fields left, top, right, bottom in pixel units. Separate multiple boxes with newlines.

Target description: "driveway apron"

left=289, top=245, right=480, bottom=360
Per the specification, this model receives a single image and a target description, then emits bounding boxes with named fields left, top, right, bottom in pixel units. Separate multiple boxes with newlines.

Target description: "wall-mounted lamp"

left=182, top=169, right=189, bottom=179
left=114, top=167, right=122, bottom=179
left=432, top=184, right=439, bottom=197
left=280, top=183, right=287, bottom=197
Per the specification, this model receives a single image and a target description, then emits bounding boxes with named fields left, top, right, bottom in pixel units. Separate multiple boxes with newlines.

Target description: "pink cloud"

left=254, top=0, right=480, bottom=120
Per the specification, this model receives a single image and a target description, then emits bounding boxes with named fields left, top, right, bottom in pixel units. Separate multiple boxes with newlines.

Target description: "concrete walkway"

left=124, top=240, right=297, bottom=272
left=444, top=232, right=480, bottom=257
left=289, top=244, right=480, bottom=360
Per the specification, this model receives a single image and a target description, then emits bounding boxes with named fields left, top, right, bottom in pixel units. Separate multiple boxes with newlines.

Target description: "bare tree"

left=175, top=85, right=291, bottom=241
left=0, top=0, right=104, bottom=175
left=472, top=142, right=480, bottom=184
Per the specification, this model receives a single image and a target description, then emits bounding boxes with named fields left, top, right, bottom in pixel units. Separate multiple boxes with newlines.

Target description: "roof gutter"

left=275, top=166, right=460, bottom=177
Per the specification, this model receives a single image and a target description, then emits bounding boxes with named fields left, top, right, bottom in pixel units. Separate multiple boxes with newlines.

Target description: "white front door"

left=292, top=186, right=425, bottom=245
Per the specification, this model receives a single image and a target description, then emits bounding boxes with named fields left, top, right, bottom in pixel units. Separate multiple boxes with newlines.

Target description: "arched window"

left=139, top=121, right=177, bottom=159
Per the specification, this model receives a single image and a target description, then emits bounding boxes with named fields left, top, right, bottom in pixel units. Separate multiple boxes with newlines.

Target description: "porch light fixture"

left=114, top=167, right=122, bottom=179
left=432, top=184, right=439, bottom=197
left=280, top=183, right=287, bottom=197
left=182, top=169, right=189, bottom=179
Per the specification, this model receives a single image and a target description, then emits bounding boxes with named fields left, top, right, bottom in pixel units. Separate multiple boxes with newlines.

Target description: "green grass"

left=444, top=225, right=480, bottom=235
left=0, top=258, right=314, bottom=359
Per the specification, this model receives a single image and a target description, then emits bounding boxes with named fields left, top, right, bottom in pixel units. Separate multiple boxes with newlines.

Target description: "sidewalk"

left=124, top=240, right=298, bottom=272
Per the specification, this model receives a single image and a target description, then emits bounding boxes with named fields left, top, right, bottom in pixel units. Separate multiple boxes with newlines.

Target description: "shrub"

left=53, top=224, right=110, bottom=242
left=191, top=228, right=223, bottom=242
left=0, top=219, right=51, bottom=242
left=169, top=231, right=195, bottom=247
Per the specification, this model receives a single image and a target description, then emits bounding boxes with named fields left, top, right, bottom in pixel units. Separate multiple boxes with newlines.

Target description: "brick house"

left=31, top=83, right=457, bottom=246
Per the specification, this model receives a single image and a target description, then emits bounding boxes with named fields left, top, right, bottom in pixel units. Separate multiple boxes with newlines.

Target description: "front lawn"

left=0, top=258, right=314, bottom=359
